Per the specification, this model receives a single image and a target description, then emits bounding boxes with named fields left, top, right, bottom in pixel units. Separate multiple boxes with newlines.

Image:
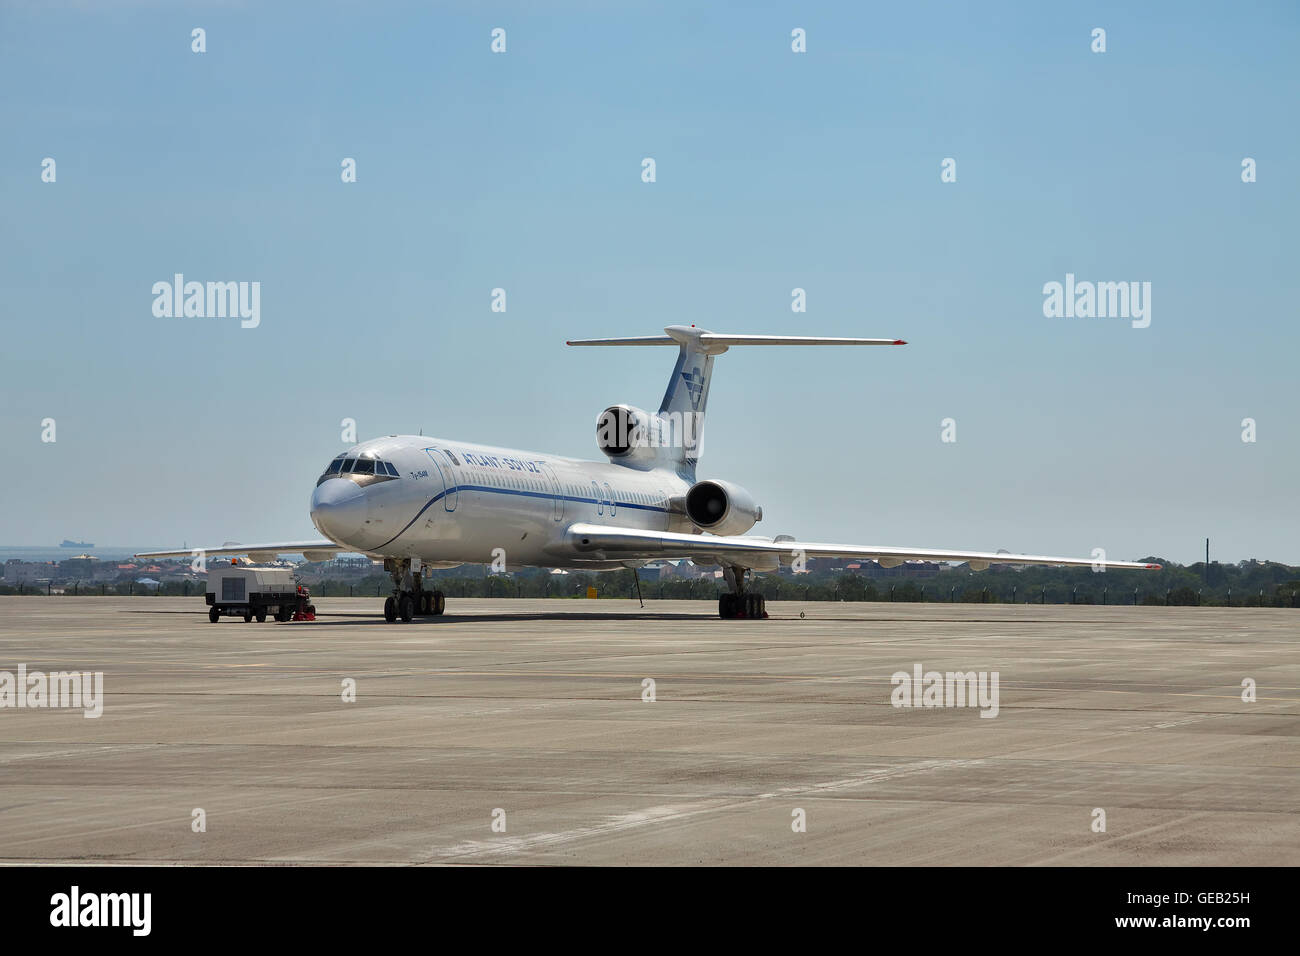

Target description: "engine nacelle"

left=596, top=405, right=661, bottom=466
left=685, top=479, right=763, bottom=536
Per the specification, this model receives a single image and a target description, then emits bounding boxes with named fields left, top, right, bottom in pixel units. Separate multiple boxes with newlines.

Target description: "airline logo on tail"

left=681, top=367, right=705, bottom=409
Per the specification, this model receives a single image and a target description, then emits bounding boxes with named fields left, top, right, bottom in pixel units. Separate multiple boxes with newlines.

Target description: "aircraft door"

left=423, top=448, right=458, bottom=512
left=541, top=463, right=564, bottom=522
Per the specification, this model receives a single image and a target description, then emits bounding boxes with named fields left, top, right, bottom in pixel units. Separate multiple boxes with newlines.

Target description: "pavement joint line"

left=421, top=758, right=989, bottom=862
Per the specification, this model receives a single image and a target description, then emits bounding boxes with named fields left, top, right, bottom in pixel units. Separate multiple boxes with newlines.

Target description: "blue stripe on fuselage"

left=371, top=483, right=669, bottom=552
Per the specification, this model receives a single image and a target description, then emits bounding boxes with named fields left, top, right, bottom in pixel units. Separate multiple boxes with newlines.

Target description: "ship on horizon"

left=60, top=539, right=94, bottom=549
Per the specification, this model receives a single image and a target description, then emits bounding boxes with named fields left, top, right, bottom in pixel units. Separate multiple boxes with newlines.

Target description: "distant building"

left=4, top=561, right=47, bottom=585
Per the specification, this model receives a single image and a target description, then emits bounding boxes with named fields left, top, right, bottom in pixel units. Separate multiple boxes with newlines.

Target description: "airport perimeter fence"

left=5, top=575, right=1299, bottom=608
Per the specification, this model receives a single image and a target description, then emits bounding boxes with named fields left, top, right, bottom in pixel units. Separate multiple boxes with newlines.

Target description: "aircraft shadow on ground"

left=304, top=611, right=711, bottom=624
left=121, top=609, right=1088, bottom=625
left=123, top=609, right=709, bottom=624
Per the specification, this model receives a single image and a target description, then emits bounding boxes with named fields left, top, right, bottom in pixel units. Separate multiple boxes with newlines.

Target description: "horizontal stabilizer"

left=568, top=326, right=906, bottom=351
left=694, top=333, right=905, bottom=347
left=566, top=335, right=678, bottom=346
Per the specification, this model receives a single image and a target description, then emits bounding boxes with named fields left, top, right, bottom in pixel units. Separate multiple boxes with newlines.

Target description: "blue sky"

left=2, top=1, right=1297, bottom=563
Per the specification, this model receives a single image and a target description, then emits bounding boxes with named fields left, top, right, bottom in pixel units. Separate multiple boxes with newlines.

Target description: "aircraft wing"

left=135, top=541, right=345, bottom=562
left=561, top=523, right=1160, bottom=571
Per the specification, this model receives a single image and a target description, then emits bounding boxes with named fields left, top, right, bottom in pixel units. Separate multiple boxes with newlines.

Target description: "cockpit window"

left=317, top=452, right=401, bottom=487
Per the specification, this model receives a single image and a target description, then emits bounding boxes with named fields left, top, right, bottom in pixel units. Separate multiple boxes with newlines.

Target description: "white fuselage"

left=309, top=436, right=694, bottom=569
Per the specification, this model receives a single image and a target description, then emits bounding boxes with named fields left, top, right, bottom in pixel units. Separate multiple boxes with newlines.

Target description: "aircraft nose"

left=311, top=478, right=367, bottom=542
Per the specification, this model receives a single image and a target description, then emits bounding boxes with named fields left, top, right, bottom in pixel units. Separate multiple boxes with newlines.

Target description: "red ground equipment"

left=292, top=584, right=316, bottom=621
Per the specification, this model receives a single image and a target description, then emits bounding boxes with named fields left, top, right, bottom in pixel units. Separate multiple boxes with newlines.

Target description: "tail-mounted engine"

left=685, top=479, right=762, bottom=536
left=596, top=405, right=663, bottom=466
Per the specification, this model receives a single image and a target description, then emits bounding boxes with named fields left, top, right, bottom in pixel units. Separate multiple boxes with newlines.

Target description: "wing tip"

left=893, top=339, right=907, bottom=345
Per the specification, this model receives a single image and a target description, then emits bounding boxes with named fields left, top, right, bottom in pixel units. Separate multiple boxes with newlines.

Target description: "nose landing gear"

left=383, top=558, right=446, bottom=623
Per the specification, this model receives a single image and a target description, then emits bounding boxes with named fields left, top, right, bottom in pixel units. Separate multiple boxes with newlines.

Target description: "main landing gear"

left=383, top=558, right=446, bottom=623
left=718, top=567, right=768, bottom=620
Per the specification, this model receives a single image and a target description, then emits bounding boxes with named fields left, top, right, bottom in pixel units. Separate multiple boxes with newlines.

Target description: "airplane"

left=138, top=325, right=1159, bottom=621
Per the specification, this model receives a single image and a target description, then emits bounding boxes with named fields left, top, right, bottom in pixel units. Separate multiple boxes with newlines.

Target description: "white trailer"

left=205, top=566, right=313, bottom=623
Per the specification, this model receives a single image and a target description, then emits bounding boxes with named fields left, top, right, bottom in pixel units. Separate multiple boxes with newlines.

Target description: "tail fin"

left=566, top=326, right=906, bottom=475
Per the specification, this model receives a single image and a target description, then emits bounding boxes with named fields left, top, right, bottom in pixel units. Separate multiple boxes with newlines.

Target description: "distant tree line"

left=6, top=559, right=1297, bottom=608
left=307, top=559, right=1300, bottom=607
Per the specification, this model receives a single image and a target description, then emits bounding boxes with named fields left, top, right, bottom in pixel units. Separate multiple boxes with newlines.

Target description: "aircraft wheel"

left=209, top=607, right=220, bottom=623
left=433, top=591, right=445, bottom=615
left=719, top=594, right=736, bottom=619
left=243, top=611, right=253, bottom=623
left=399, top=594, right=415, bottom=622
left=255, top=609, right=267, bottom=623
left=418, top=592, right=431, bottom=615
left=384, top=595, right=397, bottom=622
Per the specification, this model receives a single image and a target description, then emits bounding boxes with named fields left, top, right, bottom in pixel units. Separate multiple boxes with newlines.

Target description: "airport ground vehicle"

left=205, top=565, right=315, bottom=623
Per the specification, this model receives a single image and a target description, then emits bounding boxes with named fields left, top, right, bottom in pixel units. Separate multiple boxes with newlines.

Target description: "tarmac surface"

left=0, top=596, right=1296, bottom=865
